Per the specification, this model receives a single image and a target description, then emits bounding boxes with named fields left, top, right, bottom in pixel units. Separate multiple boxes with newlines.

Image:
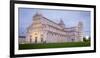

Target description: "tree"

left=83, top=36, right=90, bottom=42
left=83, top=37, right=87, bottom=42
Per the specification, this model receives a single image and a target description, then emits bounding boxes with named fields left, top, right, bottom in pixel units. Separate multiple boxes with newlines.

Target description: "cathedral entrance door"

left=35, top=37, right=37, bottom=43
left=41, top=38, right=43, bottom=43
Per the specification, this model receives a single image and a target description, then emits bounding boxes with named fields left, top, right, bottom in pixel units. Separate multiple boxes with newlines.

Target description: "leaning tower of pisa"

left=77, top=21, right=84, bottom=42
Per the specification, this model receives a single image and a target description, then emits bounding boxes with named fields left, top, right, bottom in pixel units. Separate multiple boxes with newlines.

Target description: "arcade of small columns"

left=43, top=25, right=79, bottom=43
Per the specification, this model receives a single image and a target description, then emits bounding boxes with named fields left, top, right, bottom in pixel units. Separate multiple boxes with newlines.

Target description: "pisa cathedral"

left=24, top=12, right=84, bottom=44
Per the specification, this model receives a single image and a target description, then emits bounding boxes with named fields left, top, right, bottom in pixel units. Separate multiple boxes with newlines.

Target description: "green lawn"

left=19, top=41, right=90, bottom=50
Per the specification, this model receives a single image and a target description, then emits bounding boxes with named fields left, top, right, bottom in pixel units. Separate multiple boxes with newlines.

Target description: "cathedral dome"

left=58, top=19, right=65, bottom=28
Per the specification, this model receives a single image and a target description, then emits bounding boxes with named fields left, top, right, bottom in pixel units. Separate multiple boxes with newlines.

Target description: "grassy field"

left=19, top=41, right=90, bottom=50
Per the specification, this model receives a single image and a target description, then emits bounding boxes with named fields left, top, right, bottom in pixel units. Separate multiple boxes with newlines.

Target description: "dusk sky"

left=18, top=8, right=91, bottom=37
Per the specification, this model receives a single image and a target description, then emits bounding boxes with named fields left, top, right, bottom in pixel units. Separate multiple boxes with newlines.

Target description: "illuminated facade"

left=25, top=12, right=84, bottom=43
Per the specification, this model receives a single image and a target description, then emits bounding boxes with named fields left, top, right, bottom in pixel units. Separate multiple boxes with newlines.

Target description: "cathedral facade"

left=25, top=12, right=84, bottom=43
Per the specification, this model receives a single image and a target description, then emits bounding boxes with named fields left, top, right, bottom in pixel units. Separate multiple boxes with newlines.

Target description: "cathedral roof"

left=33, top=11, right=42, bottom=18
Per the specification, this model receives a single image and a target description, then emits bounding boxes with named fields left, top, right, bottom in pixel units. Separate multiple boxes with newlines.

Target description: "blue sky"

left=18, top=8, right=91, bottom=37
